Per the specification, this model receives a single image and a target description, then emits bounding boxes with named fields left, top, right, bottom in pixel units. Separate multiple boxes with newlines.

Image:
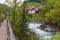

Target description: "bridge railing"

left=7, top=19, right=16, bottom=40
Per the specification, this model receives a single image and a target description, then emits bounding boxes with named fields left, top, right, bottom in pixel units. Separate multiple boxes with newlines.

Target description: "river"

left=28, top=22, right=55, bottom=38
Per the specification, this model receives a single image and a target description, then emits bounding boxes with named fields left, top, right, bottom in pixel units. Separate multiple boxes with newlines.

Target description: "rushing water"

left=28, top=22, right=55, bottom=38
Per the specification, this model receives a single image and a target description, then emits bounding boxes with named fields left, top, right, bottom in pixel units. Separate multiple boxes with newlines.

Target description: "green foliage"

left=44, top=0, right=60, bottom=27
left=49, top=32, right=60, bottom=40
left=28, top=0, right=47, bottom=4
left=45, top=9, right=60, bottom=24
left=5, top=0, right=31, bottom=40
left=0, top=0, right=60, bottom=40
left=31, top=14, right=41, bottom=19
left=0, top=4, right=8, bottom=18
left=26, top=2, right=40, bottom=6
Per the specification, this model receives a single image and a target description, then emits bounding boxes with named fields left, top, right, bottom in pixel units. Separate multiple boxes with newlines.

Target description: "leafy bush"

left=45, top=8, right=60, bottom=27
left=49, top=32, right=60, bottom=40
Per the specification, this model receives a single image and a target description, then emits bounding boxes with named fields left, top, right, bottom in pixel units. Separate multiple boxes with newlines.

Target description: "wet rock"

left=39, top=24, right=46, bottom=30
left=44, top=26, right=52, bottom=32
left=39, top=24, right=55, bottom=32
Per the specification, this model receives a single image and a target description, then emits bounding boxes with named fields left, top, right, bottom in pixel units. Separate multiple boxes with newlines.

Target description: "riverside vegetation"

left=0, top=0, right=60, bottom=40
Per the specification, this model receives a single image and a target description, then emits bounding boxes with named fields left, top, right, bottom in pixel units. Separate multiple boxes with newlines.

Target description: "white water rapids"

left=28, top=22, right=55, bottom=38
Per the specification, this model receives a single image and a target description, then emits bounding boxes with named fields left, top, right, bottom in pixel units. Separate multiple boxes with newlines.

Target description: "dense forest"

left=0, top=0, right=60, bottom=40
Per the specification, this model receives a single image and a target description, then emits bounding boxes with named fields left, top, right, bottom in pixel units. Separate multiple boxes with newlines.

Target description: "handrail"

left=7, top=19, right=16, bottom=40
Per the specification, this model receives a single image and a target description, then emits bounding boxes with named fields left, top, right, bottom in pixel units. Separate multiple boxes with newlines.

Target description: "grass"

left=31, top=14, right=42, bottom=19
left=26, top=2, right=40, bottom=6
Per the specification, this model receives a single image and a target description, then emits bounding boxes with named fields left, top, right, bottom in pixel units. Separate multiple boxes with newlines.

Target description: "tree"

left=5, top=0, right=32, bottom=40
left=0, top=4, right=9, bottom=18
left=17, top=2, right=32, bottom=40
left=5, top=0, right=24, bottom=24
left=44, top=0, right=60, bottom=28
left=45, top=8, right=60, bottom=27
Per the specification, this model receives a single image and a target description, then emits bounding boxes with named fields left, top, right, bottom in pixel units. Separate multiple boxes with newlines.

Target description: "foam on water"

left=28, top=22, right=54, bottom=38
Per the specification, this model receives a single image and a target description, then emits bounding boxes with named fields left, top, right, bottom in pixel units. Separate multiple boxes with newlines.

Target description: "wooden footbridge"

left=0, top=19, right=16, bottom=40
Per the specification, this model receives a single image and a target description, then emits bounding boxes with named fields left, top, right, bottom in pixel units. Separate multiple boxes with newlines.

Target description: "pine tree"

left=18, top=2, right=31, bottom=40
